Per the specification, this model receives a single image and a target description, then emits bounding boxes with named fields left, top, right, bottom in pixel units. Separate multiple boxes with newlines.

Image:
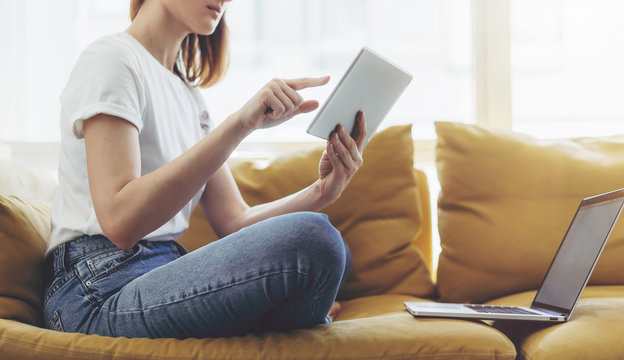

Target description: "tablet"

left=306, top=47, right=413, bottom=146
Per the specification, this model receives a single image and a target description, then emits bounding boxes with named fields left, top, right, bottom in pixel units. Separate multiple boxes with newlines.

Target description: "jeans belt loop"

left=54, top=243, right=67, bottom=274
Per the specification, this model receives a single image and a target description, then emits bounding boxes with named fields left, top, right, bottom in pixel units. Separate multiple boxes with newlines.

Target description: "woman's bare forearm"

left=222, top=180, right=330, bottom=236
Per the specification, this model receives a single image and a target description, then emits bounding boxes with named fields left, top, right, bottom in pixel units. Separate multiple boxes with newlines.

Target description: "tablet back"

left=306, top=47, right=412, bottom=146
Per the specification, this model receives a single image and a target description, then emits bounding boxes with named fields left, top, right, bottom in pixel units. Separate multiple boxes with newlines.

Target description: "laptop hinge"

left=531, top=306, right=568, bottom=317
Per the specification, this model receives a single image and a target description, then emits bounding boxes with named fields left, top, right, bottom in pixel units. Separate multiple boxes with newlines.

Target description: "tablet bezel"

left=306, top=47, right=413, bottom=146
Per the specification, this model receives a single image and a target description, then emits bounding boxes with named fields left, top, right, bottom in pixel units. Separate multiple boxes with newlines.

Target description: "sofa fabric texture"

left=0, top=196, right=50, bottom=326
left=488, top=285, right=624, bottom=360
left=435, top=121, right=624, bottom=303
left=0, top=294, right=516, bottom=360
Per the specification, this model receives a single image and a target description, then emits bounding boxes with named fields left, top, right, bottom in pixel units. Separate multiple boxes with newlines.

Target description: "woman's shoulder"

left=61, top=33, right=148, bottom=122
left=75, top=33, right=143, bottom=75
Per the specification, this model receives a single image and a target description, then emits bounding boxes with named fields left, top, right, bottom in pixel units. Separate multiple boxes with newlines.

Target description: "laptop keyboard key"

left=465, top=305, right=537, bottom=315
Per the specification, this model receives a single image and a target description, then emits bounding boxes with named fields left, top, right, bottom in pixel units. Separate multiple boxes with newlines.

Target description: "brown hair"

left=130, top=0, right=230, bottom=88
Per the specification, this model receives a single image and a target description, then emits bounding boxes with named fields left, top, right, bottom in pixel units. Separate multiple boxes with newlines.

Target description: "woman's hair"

left=130, top=0, right=230, bottom=88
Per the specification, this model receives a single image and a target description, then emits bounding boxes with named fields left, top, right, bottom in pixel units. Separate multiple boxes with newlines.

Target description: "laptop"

left=405, top=188, right=624, bottom=323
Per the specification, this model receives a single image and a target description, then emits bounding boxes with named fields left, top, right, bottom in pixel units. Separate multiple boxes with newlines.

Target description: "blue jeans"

left=42, top=212, right=351, bottom=339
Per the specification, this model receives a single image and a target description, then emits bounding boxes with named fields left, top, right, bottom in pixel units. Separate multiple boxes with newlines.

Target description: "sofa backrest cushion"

left=435, top=121, right=624, bottom=303
left=0, top=196, right=50, bottom=325
left=178, top=125, right=436, bottom=300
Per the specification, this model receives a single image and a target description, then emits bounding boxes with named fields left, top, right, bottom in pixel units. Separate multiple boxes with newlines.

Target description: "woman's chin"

left=195, top=28, right=216, bottom=36
left=194, top=21, right=219, bottom=36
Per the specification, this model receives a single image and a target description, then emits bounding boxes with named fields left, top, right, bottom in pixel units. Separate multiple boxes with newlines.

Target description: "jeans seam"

left=43, top=271, right=76, bottom=308
left=53, top=243, right=66, bottom=273
left=79, top=248, right=142, bottom=287
left=309, top=273, right=322, bottom=324
left=106, top=268, right=312, bottom=315
left=64, top=235, right=133, bottom=264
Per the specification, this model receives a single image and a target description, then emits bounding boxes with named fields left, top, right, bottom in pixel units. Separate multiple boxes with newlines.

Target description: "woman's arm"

left=200, top=111, right=367, bottom=238
left=85, top=77, right=328, bottom=250
left=85, top=112, right=250, bottom=249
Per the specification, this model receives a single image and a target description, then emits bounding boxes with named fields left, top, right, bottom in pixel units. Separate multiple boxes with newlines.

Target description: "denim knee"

left=286, top=212, right=346, bottom=275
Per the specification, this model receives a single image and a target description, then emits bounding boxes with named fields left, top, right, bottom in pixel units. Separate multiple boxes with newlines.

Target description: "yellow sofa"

left=0, top=123, right=622, bottom=359
left=435, top=122, right=624, bottom=360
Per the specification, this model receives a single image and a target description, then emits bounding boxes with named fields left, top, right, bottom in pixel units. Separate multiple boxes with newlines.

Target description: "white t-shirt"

left=47, top=32, right=212, bottom=256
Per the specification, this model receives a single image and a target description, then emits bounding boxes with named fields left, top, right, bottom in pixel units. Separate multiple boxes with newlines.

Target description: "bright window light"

left=0, top=0, right=473, bottom=143
left=511, top=0, right=624, bottom=138
left=208, top=0, right=474, bottom=143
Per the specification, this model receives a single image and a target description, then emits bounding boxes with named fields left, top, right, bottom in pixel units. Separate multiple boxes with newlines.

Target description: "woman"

left=42, top=0, right=367, bottom=339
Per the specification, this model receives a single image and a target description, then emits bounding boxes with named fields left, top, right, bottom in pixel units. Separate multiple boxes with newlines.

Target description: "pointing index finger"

left=283, top=75, right=330, bottom=90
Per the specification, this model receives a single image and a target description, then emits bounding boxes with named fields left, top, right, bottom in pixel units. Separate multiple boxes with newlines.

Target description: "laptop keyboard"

left=465, top=304, right=538, bottom=315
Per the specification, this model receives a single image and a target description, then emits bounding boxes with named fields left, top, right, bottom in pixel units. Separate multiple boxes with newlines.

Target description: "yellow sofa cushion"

left=435, top=121, right=624, bottom=303
left=0, top=293, right=516, bottom=360
left=0, top=196, right=51, bottom=326
left=178, top=125, right=436, bottom=300
left=487, top=285, right=624, bottom=360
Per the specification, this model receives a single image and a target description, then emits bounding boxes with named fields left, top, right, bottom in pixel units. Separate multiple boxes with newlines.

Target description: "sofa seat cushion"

left=178, top=125, right=436, bottom=300
left=435, top=121, right=624, bottom=303
left=486, top=285, right=624, bottom=360
left=0, top=294, right=517, bottom=360
left=336, top=293, right=426, bottom=321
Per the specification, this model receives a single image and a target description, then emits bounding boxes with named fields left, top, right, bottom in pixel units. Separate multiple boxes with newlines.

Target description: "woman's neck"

left=126, top=2, right=189, bottom=72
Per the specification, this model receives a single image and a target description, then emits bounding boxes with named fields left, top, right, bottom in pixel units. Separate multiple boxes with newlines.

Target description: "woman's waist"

left=45, top=235, right=187, bottom=282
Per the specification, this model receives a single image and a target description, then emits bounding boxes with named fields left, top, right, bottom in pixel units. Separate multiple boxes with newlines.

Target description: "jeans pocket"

left=75, top=246, right=143, bottom=303
left=88, top=248, right=138, bottom=278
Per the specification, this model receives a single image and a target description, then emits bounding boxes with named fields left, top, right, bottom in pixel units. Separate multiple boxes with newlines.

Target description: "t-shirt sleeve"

left=60, top=37, right=145, bottom=139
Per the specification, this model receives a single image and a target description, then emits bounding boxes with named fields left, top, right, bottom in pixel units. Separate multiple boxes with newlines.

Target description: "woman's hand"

left=316, top=111, right=367, bottom=204
left=235, top=76, right=330, bottom=131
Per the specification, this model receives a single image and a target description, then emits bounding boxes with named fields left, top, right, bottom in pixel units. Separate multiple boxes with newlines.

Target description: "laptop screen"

left=533, top=194, right=624, bottom=314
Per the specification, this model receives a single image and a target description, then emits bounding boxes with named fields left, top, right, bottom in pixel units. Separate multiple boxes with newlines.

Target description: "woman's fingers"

left=275, top=79, right=303, bottom=109
left=318, top=111, right=366, bottom=203
left=248, top=75, right=329, bottom=129
left=264, top=77, right=326, bottom=119
left=326, top=141, right=343, bottom=176
left=333, top=110, right=366, bottom=168
left=352, top=111, right=367, bottom=152
left=291, top=100, right=320, bottom=116
left=284, top=76, right=330, bottom=91
left=325, top=110, right=367, bottom=180
left=330, top=131, right=357, bottom=174
left=335, top=124, right=363, bottom=169
left=264, top=93, right=286, bottom=119
left=270, top=81, right=296, bottom=115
